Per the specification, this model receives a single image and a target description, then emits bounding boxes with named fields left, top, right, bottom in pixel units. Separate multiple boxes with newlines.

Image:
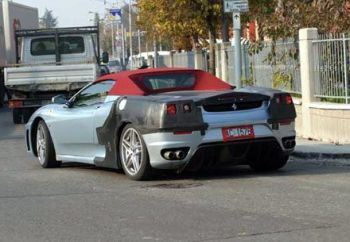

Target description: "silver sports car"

left=25, top=68, right=296, bottom=180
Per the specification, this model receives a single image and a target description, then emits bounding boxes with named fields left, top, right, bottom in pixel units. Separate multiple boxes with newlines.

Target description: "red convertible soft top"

left=97, top=68, right=233, bottom=96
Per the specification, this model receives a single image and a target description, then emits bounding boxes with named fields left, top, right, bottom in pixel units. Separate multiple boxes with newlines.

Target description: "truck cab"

left=5, top=26, right=104, bottom=123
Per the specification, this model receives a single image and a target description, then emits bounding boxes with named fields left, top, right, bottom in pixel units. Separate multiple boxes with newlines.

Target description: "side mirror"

left=52, top=94, right=66, bottom=104
left=65, top=100, right=74, bottom=108
left=102, top=51, right=109, bottom=64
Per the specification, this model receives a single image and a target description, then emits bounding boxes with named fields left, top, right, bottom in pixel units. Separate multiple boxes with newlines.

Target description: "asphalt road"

left=1, top=108, right=350, bottom=242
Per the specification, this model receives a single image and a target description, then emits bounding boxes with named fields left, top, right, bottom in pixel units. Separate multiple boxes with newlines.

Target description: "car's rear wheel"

left=249, top=152, right=289, bottom=172
left=36, top=120, right=60, bottom=168
left=248, top=144, right=289, bottom=171
left=119, top=124, right=152, bottom=180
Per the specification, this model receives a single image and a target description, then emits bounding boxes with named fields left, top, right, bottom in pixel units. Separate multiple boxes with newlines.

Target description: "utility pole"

left=138, top=29, right=141, bottom=58
left=116, top=21, right=119, bottom=58
left=221, top=0, right=229, bottom=42
left=153, top=36, right=158, bottom=68
left=122, top=26, right=126, bottom=68
left=233, top=12, right=241, bottom=88
left=224, top=0, right=249, bottom=88
left=111, top=20, right=115, bottom=58
left=128, top=0, right=133, bottom=69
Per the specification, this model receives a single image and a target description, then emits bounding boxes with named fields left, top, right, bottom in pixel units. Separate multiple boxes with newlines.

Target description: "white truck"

left=5, top=26, right=105, bottom=123
left=1, top=1, right=108, bottom=124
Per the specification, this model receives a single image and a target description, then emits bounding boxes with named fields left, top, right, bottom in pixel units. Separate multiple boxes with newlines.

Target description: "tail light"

left=286, top=95, right=293, bottom=105
left=166, top=104, right=177, bottom=115
left=8, top=100, right=23, bottom=109
left=275, top=95, right=293, bottom=105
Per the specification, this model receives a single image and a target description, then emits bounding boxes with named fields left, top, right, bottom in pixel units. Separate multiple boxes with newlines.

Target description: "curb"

left=291, top=151, right=350, bottom=160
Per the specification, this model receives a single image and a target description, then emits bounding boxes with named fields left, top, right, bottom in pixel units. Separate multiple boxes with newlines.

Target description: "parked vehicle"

left=5, top=26, right=106, bottom=124
left=25, top=68, right=296, bottom=180
left=0, top=0, right=38, bottom=108
left=107, top=59, right=122, bottom=73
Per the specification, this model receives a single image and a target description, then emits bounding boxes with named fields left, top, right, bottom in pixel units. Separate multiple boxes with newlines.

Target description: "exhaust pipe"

left=175, top=150, right=186, bottom=160
left=283, top=140, right=296, bottom=149
left=282, top=137, right=296, bottom=149
left=164, top=151, right=176, bottom=160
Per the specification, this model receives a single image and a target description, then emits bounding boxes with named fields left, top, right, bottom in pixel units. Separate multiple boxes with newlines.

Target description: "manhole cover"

left=144, top=182, right=203, bottom=189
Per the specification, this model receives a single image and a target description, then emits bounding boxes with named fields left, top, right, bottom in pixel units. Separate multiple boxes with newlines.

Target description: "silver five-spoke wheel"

left=119, top=124, right=152, bottom=180
left=121, top=128, right=143, bottom=175
left=35, top=120, right=59, bottom=168
left=36, top=123, right=46, bottom=165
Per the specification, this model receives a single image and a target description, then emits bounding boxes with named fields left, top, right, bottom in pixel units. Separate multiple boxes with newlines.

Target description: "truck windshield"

left=31, top=36, right=85, bottom=56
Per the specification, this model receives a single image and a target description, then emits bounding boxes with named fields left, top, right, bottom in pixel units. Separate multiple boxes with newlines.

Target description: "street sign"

left=233, top=12, right=240, bottom=29
left=110, top=8, right=122, bottom=17
left=224, top=0, right=249, bottom=13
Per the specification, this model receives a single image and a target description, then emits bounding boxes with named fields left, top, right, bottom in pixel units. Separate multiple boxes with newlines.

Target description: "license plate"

left=222, top=125, right=255, bottom=142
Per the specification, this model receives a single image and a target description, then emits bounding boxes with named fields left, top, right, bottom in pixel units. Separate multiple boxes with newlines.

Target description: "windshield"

left=31, top=36, right=85, bottom=56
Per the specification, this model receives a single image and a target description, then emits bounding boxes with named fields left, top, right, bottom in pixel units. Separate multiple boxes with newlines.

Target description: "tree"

left=39, top=9, right=58, bottom=28
left=137, top=0, right=221, bottom=74
left=137, top=0, right=350, bottom=75
left=244, top=0, right=350, bottom=41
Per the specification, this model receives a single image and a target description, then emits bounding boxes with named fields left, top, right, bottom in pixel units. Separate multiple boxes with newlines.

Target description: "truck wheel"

left=36, top=120, right=59, bottom=168
left=13, top=109, right=22, bottom=124
left=119, top=124, right=153, bottom=180
left=23, top=109, right=33, bottom=123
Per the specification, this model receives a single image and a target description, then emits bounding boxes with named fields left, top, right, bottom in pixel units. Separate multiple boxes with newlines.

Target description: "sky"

left=13, top=0, right=124, bottom=27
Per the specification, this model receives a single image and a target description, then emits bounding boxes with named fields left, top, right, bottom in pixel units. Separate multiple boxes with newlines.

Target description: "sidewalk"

left=293, top=137, right=350, bottom=160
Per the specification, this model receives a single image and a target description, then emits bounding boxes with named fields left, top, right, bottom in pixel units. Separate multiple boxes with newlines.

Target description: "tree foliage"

left=245, top=0, right=350, bottom=41
left=137, top=0, right=221, bottom=50
left=39, top=9, right=58, bottom=28
left=138, top=0, right=350, bottom=46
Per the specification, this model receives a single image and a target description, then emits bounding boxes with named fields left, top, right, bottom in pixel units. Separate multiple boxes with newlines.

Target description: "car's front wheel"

left=119, top=124, right=152, bottom=180
left=36, top=120, right=60, bottom=168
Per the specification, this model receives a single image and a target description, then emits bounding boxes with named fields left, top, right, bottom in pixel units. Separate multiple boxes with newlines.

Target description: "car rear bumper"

left=142, top=122, right=296, bottom=170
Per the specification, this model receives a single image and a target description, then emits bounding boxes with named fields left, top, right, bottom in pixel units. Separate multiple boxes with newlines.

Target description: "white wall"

left=0, top=1, right=38, bottom=66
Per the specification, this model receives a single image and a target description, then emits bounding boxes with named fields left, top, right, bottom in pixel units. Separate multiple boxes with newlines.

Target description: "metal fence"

left=226, top=40, right=301, bottom=94
left=313, top=33, right=350, bottom=103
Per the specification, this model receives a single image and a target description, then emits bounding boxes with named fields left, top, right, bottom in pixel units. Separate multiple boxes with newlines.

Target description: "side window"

left=59, top=37, right=85, bottom=54
left=74, top=80, right=115, bottom=107
left=31, top=38, right=56, bottom=56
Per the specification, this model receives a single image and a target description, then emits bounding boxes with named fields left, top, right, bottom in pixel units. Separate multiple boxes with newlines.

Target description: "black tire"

left=23, top=108, right=33, bottom=123
left=249, top=152, right=289, bottom=172
left=36, top=120, right=60, bottom=168
left=13, top=108, right=22, bottom=124
left=119, top=124, right=153, bottom=180
left=248, top=144, right=289, bottom=172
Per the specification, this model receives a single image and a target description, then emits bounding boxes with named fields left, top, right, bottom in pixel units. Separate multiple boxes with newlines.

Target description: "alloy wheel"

left=120, top=128, right=143, bottom=175
left=36, top=124, right=46, bottom=165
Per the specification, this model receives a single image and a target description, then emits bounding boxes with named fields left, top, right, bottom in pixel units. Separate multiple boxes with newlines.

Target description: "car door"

left=51, top=80, right=115, bottom=160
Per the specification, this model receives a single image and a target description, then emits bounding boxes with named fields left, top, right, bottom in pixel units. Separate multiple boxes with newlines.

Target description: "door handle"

left=96, top=105, right=101, bottom=109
